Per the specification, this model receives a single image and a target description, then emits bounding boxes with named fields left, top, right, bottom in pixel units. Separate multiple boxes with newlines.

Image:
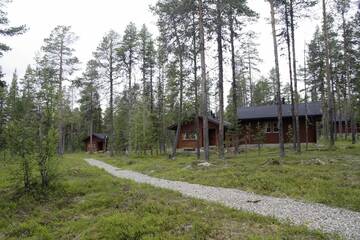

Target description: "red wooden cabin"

left=83, top=133, right=108, bottom=152
left=236, top=102, right=323, bottom=144
left=168, top=102, right=358, bottom=150
left=168, top=117, right=230, bottom=150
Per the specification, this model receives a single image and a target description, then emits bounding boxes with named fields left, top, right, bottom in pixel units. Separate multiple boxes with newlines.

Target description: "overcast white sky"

left=0, top=0, right=326, bottom=98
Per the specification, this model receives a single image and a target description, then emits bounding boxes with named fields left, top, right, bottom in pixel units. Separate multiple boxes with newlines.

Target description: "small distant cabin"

left=168, top=116, right=230, bottom=150
left=237, top=102, right=322, bottom=144
left=83, top=133, right=108, bottom=152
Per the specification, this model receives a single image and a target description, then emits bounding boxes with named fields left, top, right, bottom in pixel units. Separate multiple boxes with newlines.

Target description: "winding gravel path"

left=84, top=158, right=360, bottom=239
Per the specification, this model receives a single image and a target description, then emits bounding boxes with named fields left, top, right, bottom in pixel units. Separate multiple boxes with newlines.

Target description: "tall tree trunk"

left=171, top=26, right=184, bottom=159
left=141, top=40, right=147, bottom=154
left=341, top=10, right=349, bottom=140
left=336, top=73, right=343, bottom=137
left=320, top=50, right=329, bottom=141
left=247, top=43, right=253, bottom=106
left=90, top=117, right=94, bottom=153
left=127, top=47, right=133, bottom=155
left=58, top=39, right=64, bottom=156
left=322, top=0, right=335, bottom=147
left=199, top=0, right=209, bottom=161
left=216, top=0, right=225, bottom=160
left=150, top=65, right=154, bottom=113
left=284, top=1, right=296, bottom=149
left=341, top=11, right=356, bottom=144
left=229, top=10, right=239, bottom=154
left=349, top=73, right=356, bottom=144
left=109, top=40, right=114, bottom=156
left=351, top=106, right=356, bottom=144
left=289, top=0, right=301, bottom=152
left=345, top=89, right=349, bottom=139
left=304, top=48, right=309, bottom=150
left=89, top=83, right=94, bottom=153
left=269, top=0, right=285, bottom=159
left=150, top=62, right=154, bottom=155
left=192, top=11, right=201, bottom=160
left=331, top=64, right=337, bottom=140
left=158, top=58, right=166, bottom=153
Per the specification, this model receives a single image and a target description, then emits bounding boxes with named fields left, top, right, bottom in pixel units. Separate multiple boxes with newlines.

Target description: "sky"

left=0, top=0, right=327, bottom=103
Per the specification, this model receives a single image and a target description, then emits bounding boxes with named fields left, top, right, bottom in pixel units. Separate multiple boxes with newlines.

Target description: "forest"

left=1, top=0, right=360, bottom=239
left=0, top=0, right=359, bottom=191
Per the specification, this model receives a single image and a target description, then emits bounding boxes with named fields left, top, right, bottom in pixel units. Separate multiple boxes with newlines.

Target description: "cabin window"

left=183, top=131, right=197, bottom=140
left=273, top=122, right=279, bottom=133
left=264, top=121, right=279, bottom=133
left=265, top=122, right=271, bottom=133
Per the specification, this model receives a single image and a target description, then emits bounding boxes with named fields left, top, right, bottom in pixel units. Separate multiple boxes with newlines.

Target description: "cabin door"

left=209, top=129, right=217, bottom=146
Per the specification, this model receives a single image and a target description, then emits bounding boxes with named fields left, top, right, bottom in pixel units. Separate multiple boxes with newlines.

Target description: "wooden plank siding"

left=84, top=135, right=107, bottom=152
left=176, top=119, right=219, bottom=149
left=169, top=102, right=360, bottom=150
left=239, top=117, right=319, bottom=144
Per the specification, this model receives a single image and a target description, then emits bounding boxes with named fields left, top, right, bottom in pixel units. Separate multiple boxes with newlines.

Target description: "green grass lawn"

left=96, top=141, right=360, bottom=212
left=0, top=154, right=338, bottom=239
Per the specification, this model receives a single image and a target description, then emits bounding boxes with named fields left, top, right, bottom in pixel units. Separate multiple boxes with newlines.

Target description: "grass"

left=96, top=140, right=360, bottom=212
left=0, top=154, right=339, bottom=239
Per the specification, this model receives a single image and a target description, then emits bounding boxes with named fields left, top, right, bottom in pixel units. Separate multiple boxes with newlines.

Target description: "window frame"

left=183, top=131, right=197, bottom=141
left=273, top=121, right=279, bottom=133
left=265, top=122, right=272, bottom=133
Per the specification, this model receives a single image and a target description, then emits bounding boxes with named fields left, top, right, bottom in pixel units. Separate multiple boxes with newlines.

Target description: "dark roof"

left=83, top=133, right=108, bottom=142
left=168, top=116, right=231, bottom=130
left=93, top=133, right=108, bottom=140
left=237, top=102, right=322, bottom=120
left=208, top=117, right=231, bottom=127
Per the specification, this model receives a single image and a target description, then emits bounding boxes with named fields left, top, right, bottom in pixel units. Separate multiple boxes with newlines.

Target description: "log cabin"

left=83, top=133, right=108, bottom=152
left=236, top=102, right=359, bottom=144
left=168, top=102, right=359, bottom=150
left=168, top=116, right=230, bottom=150
left=236, top=102, right=322, bottom=144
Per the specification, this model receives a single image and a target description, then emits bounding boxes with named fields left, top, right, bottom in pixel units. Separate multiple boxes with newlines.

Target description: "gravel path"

left=84, top=158, right=360, bottom=239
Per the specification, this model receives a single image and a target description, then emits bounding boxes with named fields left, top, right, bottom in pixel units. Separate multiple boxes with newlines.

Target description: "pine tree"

left=6, top=66, right=37, bottom=191
left=0, top=68, right=6, bottom=156
left=282, top=0, right=297, bottom=150
left=155, top=37, right=167, bottom=154
left=352, top=3, right=360, bottom=142
left=322, top=0, right=335, bottom=147
left=215, top=0, right=225, bottom=160
left=268, top=0, right=285, bottom=159
left=118, top=23, right=139, bottom=154
left=335, top=0, right=355, bottom=144
left=190, top=5, right=201, bottom=159
left=199, top=0, right=209, bottom=161
left=77, top=60, right=102, bottom=153
left=211, top=0, right=255, bottom=159
left=0, top=0, right=26, bottom=57
left=6, top=70, right=19, bottom=121
left=153, top=0, right=190, bottom=159
left=252, top=77, right=273, bottom=105
left=94, top=30, right=121, bottom=156
left=41, top=25, right=79, bottom=155
left=138, top=25, right=157, bottom=154
left=239, top=31, right=262, bottom=106
left=227, top=7, right=239, bottom=154
left=35, top=56, right=59, bottom=189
